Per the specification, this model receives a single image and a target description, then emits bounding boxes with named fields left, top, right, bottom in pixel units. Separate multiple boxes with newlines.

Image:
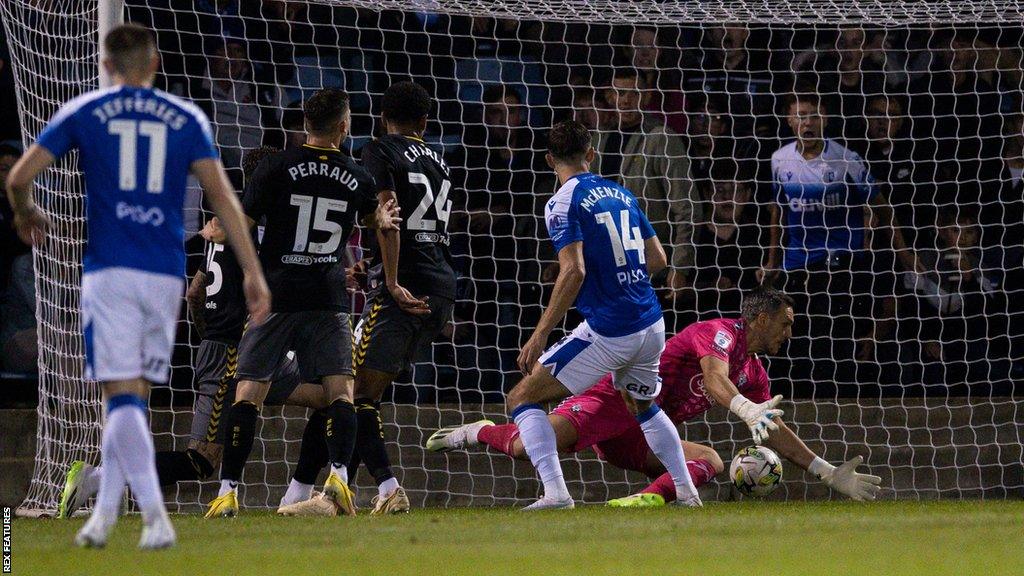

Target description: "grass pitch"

left=12, top=500, right=1024, bottom=576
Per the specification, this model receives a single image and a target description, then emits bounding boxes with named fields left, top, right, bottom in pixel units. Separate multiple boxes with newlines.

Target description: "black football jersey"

left=201, top=239, right=247, bottom=343
left=361, top=135, right=457, bottom=299
left=243, top=144, right=377, bottom=313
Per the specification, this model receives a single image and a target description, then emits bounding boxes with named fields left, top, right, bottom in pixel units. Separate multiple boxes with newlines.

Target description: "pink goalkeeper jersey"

left=656, top=318, right=771, bottom=423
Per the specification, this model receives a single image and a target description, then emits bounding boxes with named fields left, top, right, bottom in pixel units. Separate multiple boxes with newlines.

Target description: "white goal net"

left=3, top=0, right=1023, bottom=514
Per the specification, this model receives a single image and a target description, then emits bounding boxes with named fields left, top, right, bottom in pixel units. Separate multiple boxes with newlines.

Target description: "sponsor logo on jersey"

left=689, top=374, right=715, bottom=404
left=281, top=254, right=340, bottom=265
left=116, top=202, right=165, bottom=226
left=737, top=372, right=748, bottom=388
left=414, top=232, right=448, bottom=244
left=714, top=330, right=733, bottom=351
left=624, top=381, right=654, bottom=397
left=282, top=255, right=313, bottom=265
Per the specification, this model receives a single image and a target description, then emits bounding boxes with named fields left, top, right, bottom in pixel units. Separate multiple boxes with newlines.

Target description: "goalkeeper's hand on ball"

left=813, top=455, right=883, bottom=501
left=729, top=394, right=784, bottom=444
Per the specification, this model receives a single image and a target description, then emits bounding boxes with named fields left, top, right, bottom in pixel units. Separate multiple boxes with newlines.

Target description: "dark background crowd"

left=2, top=2, right=1023, bottom=405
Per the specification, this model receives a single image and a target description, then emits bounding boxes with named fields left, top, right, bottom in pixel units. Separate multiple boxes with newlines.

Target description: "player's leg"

left=605, top=433, right=723, bottom=507
left=505, top=368, right=575, bottom=509
left=296, top=311, right=359, bottom=516
left=614, top=319, right=701, bottom=507
left=263, top=357, right=331, bottom=508
left=157, top=341, right=234, bottom=488
left=76, top=269, right=179, bottom=549
left=351, top=294, right=455, bottom=514
left=209, top=315, right=286, bottom=517
left=427, top=412, right=579, bottom=458
left=60, top=344, right=231, bottom=519
left=634, top=442, right=724, bottom=504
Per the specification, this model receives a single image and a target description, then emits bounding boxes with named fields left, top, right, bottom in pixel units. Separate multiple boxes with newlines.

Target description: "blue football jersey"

left=544, top=172, right=663, bottom=337
left=36, top=85, right=218, bottom=276
left=771, top=139, right=877, bottom=271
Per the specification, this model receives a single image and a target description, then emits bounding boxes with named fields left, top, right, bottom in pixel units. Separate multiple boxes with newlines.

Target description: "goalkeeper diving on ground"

left=428, top=286, right=883, bottom=505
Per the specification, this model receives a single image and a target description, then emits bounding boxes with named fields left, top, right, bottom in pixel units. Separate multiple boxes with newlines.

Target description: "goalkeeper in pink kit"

left=427, top=287, right=882, bottom=505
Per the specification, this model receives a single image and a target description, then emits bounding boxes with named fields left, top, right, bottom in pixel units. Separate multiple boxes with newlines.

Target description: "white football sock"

left=378, top=477, right=400, bottom=498
left=106, top=396, right=167, bottom=523
left=638, top=405, right=698, bottom=502
left=82, top=464, right=102, bottom=501
left=513, top=405, right=570, bottom=501
left=95, top=430, right=126, bottom=518
left=330, top=464, right=348, bottom=484
left=218, top=480, right=237, bottom=497
left=280, top=479, right=314, bottom=506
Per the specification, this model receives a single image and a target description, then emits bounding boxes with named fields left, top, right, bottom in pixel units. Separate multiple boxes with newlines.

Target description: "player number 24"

left=595, top=209, right=646, bottom=267
left=407, top=173, right=452, bottom=231
left=107, top=119, right=167, bottom=193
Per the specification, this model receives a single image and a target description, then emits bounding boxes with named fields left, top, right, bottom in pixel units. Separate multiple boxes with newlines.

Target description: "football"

left=730, top=446, right=784, bottom=496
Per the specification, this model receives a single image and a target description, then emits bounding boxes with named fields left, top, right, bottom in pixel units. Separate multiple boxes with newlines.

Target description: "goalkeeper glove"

left=729, top=394, right=784, bottom=444
left=810, top=455, right=883, bottom=501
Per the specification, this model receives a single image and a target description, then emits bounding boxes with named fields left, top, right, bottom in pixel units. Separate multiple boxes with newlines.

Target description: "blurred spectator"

left=202, top=39, right=279, bottom=183
left=571, top=88, right=601, bottom=131
left=685, top=25, right=776, bottom=137
left=990, top=114, right=1024, bottom=246
left=591, top=67, right=700, bottom=298
left=280, top=103, right=306, bottom=149
left=797, top=27, right=890, bottom=142
left=0, top=31, right=20, bottom=142
left=0, top=252, right=36, bottom=373
left=691, top=159, right=764, bottom=316
left=907, top=31, right=1003, bottom=208
left=685, top=94, right=757, bottom=183
left=625, top=27, right=686, bottom=134
left=449, top=85, right=552, bottom=385
left=765, top=93, right=918, bottom=375
left=0, top=143, right=27, bottom=290
left=907, top=209, right=1014, bottom=386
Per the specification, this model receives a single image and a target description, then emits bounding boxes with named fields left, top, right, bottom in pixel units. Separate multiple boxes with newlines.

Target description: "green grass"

left=11, top=501, right=1024, bottom=576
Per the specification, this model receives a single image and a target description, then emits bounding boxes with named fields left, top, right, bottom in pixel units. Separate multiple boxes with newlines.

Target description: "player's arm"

left=763, top=418, right=882, bottom=501
left=644, top=235, right=667, bottom=276
left=759, top=203, right=782, bottom=284
left=361, top=198, right=401, bottom=231
left=191, top=158, right=270, bottom=324
left=5, top=144, right=56, bottom=246
left=699, top=355, right=783, bottom=443
left=868, top=193, right=922, bottom=274
left=517, top=241, right=585, bottom=374
left=375, top=189, right=429, bottom=315
left=186, top=271, right=208, bottom=339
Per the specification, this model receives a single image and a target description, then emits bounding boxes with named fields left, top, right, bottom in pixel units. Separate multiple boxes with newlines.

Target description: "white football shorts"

left=538, top=318, right=665, bottom=400
left=81, top=267, right=184, bottom=383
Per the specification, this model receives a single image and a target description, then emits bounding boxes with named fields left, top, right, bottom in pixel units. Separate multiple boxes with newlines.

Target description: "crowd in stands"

left=2, top=4, right=1022, bottom=399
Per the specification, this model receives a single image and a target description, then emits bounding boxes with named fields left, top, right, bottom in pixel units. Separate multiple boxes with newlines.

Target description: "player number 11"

left=595, top=209, right=646, bottom=267
left=107, top=119, right=167, bottom=193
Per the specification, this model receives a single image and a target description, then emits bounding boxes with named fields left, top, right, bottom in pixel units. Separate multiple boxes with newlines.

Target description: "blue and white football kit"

left=771, top=139, right=877, bottom=271
left=37, top=85, right=218, bottom=383
left=538, top=172, right=666, bottom=401
left=513, top=172, right=697, bottom=509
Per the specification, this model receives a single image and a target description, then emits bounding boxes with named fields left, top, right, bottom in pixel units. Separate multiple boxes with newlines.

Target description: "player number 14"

left=595, top=209, right=646, bottom=266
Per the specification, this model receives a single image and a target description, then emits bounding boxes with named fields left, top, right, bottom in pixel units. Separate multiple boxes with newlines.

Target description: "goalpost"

left=3, top=0, right=1023, bottom=515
